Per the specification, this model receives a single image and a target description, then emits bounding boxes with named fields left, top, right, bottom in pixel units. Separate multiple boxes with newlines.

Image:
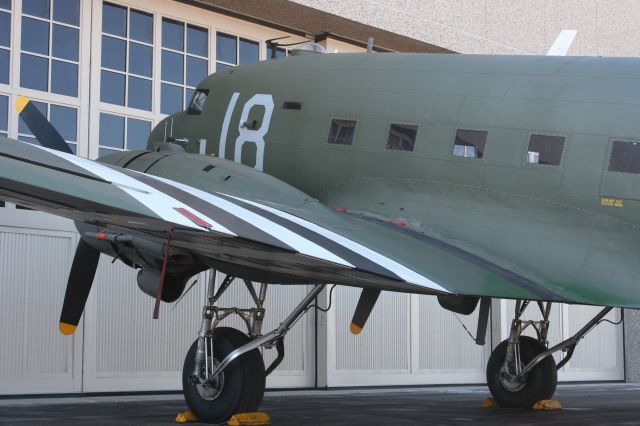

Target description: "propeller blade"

left=59, top=239, right=101, bottom=335
left=15, top=96, right=73, bottom=154
left=350, top=288, right=381, bottom=335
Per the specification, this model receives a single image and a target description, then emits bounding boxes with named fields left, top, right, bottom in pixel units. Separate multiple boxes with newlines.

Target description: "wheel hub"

left=195, top=356, right=225, bottom=401
left=499, top=365, right=526, bottom=392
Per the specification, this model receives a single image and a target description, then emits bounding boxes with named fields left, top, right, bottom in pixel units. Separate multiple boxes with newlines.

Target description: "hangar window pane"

left=20, top=54, right=48, bottom=91
left=453, top=129, right=487, bottom=159
left=127, top=118, right=151, bottom=151
left=99, top=113, right=125, bottom=149
left=0, top=10, right=9, bottom=47
left=0, top=94, right=7, bottom=132
left=386, top=124, right=418, bottom=152
left=100, top=70, right=125, bottom=105
left=127, top=76, right=151, bottom=111
left=0, top=49, right=7, bottom=84
left=239, top=39, right=259, bottom=65
left=216, top=32, right=236, bottom=64
left=328, top=119, right=356, bottom=145
left=0, top=4, right=8, bottom=85
left=609, top=141, right=640, bottom=174
left=51, top=60, right=77, bottom=97
left=527, top=134, right=565, bottom=165
left=102, top=2, right=126, bottom=37
left=162, top=18, right=184, bottom=51
left=129, top=10, right=152, bottom=44
left=23, top=0, right=49, bottom=19
left=187, top=24, right=208, bottom=57
left=52, top=24, right=78, bottom=61
left=53, top=0, right=80, bottom=26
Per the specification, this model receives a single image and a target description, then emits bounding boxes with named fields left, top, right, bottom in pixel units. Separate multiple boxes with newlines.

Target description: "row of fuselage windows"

left=326, top=118, right=640, bottom=173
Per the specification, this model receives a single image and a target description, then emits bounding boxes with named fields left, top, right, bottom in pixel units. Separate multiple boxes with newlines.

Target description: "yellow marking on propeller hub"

left=59, top=322, right=77, bottom=335
left=350, top=323, right=362, bottom=335
left=15, top=96, right=29, bottom=113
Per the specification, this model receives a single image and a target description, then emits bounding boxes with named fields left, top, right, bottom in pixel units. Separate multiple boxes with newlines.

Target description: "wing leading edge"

left=0, top=137, right=453, bottom=295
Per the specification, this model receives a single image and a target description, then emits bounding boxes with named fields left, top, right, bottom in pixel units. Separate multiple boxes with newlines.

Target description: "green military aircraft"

left=1, top=46, right=638, bottom=422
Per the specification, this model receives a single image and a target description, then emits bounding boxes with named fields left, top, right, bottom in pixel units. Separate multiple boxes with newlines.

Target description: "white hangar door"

left=0, top=210, right=83, bottom=395
left=82, top=270, right=316, bottom=392
left=325, top=289, right=491, bottom=387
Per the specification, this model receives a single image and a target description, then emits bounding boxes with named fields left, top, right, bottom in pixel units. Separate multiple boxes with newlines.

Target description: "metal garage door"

left=0, top=208, right=625, bottom=395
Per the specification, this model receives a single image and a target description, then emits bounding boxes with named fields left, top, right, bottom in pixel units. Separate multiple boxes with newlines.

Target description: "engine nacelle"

left=137, top=268, right=194, bottom=303
left=437, top=294, right=480, bottom=315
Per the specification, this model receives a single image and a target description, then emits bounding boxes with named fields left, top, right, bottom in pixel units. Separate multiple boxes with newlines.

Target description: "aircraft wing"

left=0, top=135, right=568, bottom=303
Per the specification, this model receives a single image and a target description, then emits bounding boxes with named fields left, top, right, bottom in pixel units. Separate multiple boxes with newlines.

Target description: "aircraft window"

left=453, top=129, right=487, bottom=159
left=609, top=141, right=640, bottom=174
left=328, top=119, right=356, bottom=145
left=386, top=124, right=418, bottom=151
left=526, top=134, right=565, bottom=165
left=187, top=89, right=209, bottom=115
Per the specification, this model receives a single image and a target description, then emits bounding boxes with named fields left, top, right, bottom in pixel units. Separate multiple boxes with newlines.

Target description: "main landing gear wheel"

left=486, top=336, right=557, bottom=408
left=182, top=327, right=266, bottom=423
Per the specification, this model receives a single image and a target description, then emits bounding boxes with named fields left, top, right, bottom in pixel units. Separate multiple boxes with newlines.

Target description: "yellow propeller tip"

left=59, top=322, right=77, bottom=335
left=350, top=323, right=362, bottom=335
left=15, top=96, right=29, bottom=113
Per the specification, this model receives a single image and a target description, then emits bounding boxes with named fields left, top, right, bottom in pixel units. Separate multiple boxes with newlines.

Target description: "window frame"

left=326, top=117, right=357, bottom=147
left=384, top=122, right=419, bottom=153
left=607, top=138, right=640, bottom=175
left=451, top=128, right=488, bottom=160
left=524, top=132, right=566, bottom=167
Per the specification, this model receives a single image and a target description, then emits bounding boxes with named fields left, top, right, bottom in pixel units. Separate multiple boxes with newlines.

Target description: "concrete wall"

left=291, top=0, right=640, bottom=56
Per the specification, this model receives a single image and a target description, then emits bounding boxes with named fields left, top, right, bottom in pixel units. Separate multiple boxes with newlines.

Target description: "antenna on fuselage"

left=367, top=37, right=374, bottom=53
left=266, top=35, right=325, bottom=57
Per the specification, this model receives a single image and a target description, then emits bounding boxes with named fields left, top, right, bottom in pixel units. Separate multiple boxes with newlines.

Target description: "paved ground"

left=0, top=383, right=638, bottom=425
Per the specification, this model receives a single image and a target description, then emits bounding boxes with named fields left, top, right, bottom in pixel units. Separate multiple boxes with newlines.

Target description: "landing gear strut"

left=486, top=300, right=613, bottom=408
left=182, top=271, right=325, bottom=423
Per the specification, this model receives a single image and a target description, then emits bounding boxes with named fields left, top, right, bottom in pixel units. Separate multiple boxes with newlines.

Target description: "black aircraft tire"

left=486, top=336, right=557, bottom=408
left=217, top=327, right=266, bottom=413
left=182, top=327, right=260, bottom=423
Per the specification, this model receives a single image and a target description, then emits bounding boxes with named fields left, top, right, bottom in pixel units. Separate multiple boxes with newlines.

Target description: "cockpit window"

left=186, top=89, right=209, bottom=115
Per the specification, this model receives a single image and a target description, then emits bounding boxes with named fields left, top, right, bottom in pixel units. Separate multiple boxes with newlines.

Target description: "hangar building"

left=0, top=0, right=634, bottom=395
